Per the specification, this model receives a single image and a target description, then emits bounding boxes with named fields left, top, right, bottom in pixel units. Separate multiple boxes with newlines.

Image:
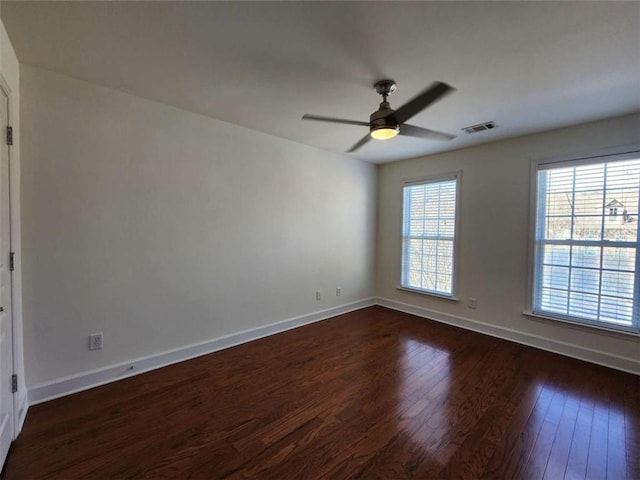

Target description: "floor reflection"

left=354, top=329, right=454, bottom=478
left=526, top=379, right=631, bottom=479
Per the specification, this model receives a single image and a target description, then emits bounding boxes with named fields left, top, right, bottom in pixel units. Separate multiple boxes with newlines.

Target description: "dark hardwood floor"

left=3, top=306, right=639, bottom=479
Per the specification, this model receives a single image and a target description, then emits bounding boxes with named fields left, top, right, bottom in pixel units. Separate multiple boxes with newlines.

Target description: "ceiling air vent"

left=462, top=121, right=496, bottom=134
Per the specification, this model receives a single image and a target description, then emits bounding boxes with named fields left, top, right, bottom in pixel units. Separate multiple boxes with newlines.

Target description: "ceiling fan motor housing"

left=370, top=100, right=399, bottom=136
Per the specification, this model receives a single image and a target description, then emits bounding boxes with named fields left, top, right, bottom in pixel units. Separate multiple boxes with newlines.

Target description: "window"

left=401, top=174, right=460, bottom=298
left=531, top=151, right=639, bottom=333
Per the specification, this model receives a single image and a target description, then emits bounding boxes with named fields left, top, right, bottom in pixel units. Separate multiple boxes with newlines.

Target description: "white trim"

left=402, top=171, right=460, bottom=187
left=527, top=145, right=640, bottom=330
left=526, top=157, right=538, bottom=318
left=400, top=171, right=462, bottom=298
left=376, top=297, right=640, bottom=375
left=27, top=298, right=376, bottom=405
left=15, top=392, right=26, bottom=435
left=0, top=74, right=22, bottom=443
left=524, top=310, right=639, bottom=337
left=395, top=285, right=459, bottom=302
left=535, top=144, right=640, bottom=169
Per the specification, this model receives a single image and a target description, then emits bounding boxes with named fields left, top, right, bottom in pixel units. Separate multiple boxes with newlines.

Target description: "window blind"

left=401, top=177, right=458, bottom=297
left=533, top=156, right=639, bottom=331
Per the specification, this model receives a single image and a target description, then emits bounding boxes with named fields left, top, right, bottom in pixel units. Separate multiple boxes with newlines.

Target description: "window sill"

left=396, top=285, right=460, bottom=302
left=523, top=311, right=640, bottom=338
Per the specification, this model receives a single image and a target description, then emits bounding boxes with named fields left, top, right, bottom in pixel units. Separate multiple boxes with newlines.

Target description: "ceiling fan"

left=302, top=80, right=456, bottom=152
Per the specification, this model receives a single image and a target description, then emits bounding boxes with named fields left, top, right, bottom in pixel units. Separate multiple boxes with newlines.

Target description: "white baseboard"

left=28, top=298, right=376, bottom=405
left=376, top=297, right=640, bottom=376
left=26, top=295, right=637, bottom=406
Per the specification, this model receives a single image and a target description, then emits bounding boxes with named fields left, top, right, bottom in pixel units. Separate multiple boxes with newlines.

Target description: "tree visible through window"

left=532, top=154, right=639, bottom=332
left=401, top=175, right=459, bottom=297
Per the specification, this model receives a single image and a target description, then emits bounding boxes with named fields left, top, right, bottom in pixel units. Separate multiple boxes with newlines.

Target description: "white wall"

left=21, top=65, right=376, bottom=389
left=377, top=113, right=640, bottom=374
left=1, top=19, right=26, bottom=432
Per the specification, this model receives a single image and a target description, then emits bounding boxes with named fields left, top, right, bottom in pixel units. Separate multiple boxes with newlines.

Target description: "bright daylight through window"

left=532, top=153, right=639, bottom=333
left=401, top=175, right=459, bottom=298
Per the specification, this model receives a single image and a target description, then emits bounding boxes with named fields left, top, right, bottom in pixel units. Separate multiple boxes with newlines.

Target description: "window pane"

left=572, top=246, right=600, bottom=269
left=574, top=164, right=604, bottom=192
left=568, top=292, right=599, bottom=320
left=574, top=190, right=603, bottom=216
left=600, top=297, right=633, bottom=326
left=544, top=217, right=572, bottom=240
left=570, top=268, right=600, bottom=295
left=601, top=271, right=635, bottom=299
left=409, top=249, right=422, bottom=270
left=425, top=219, right=438, bottom=236
left=438, top=218, right=455, bottom=237
left=604, top=187, right=638, bottom=241
left=421, top=270, right=436, bottom=291
left=602, top=247, right=635, bottom=271
left=543, top=244, right=570, bottom=266
left=542, top=265, right=569, bottom=290
left=573, top=216, right=602, bottom=241
left=436, top=274, right=452, bottom=293
left=540, top=288, right=568, bottom=315
left=409, top=218, right=424, bottom=236
left=546, top=192, right=573, bottom=216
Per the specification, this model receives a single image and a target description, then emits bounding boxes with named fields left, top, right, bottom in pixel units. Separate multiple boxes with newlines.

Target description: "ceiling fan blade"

left=302, top=114, right=369, bottom=127
left=399, top=124, right=456, bottom=141
left=387, top=82, right=454, bottom=125
left=347, top=133, right=372, bottom=152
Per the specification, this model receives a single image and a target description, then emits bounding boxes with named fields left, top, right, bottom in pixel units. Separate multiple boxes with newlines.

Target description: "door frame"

left=0, top=73, right=21, bottom=441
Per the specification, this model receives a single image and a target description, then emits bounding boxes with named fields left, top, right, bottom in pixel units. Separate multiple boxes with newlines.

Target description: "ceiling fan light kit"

left=370, top=126, right=399, bottom=140
left=302, top=78, right=456, bottom=152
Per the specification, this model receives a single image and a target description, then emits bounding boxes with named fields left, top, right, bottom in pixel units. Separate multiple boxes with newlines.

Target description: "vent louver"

left=462, top=121, right=496, bottom=134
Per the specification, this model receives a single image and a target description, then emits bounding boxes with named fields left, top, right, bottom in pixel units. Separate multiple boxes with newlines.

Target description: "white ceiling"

left=2, top=1, right=639, bottom=164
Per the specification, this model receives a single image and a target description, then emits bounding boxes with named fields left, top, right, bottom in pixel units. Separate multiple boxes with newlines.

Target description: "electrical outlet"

left=336, top=287, right=341, bottom=297
left=468, top=297, right=477, bottom=309
left=316, top=291, right=321, bottom=301
left=89, top=333, right=103, bottom=350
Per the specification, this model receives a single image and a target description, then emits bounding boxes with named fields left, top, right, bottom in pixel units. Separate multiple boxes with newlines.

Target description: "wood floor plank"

left=623, top=373, right=640, bottom=480
left=228, top=332, right=470, bottom=479
left=503, top=382, right=556, bottom=479
left=316, top=338, right=501, bottom=479
left=607, top=407, right=627, bottom=480
left=521, top=388, right=567, bottom=480
left=564, top=404, right=594, bottom=480
left=480, top=365, right=549, bottom=478
left=586, top=399, right=610, bottom=479
left=436, top=359, right=539, bottom=479
left=543, top=397, right=578, bottom=478
left=2, top=306, right=637, bottom=479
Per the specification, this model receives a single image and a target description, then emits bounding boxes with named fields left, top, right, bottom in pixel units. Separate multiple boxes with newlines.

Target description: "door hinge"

left=6, top=126, right=12, bottom=146
left=9, top=252, right=15, bottom=272
left=11, top=374, right=17, bottom=394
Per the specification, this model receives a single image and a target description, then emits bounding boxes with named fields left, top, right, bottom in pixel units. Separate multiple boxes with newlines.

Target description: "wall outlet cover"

left=89, top=333, right=103, bottom=350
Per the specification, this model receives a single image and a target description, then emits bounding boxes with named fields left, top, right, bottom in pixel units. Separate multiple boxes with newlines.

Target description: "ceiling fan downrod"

left=374, top=79, right=397, bottom=101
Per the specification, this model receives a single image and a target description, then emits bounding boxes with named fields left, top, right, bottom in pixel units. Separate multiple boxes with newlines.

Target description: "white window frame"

left=398, top=172, right=461, bottom=300
left=526, top=145, right=640, bottom=335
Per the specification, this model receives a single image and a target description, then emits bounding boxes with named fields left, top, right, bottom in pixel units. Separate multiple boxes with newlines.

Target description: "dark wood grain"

left=2, top=306, right=638, bottom=479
